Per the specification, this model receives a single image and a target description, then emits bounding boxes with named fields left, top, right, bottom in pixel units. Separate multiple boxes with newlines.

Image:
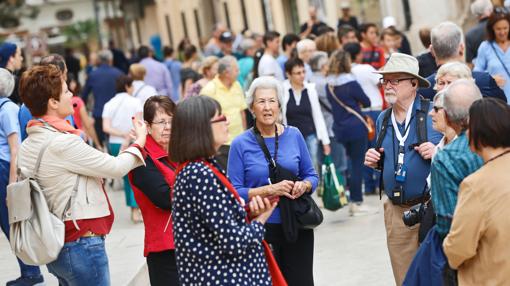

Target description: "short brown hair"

left=129, top=64, right=146, bottom=81
left=169, top=96, right=221, bottom=163
left=328, top=50, right=351, bottom=75
left=143, top=95, right=176, bottom=124
left=20, top=65, right=63, bottom=117
left=315, top=34, right=340, bottom=56
left=487, top=11, right=510, bottom=41
left=468, top=97, right=510, bottom=151
left=116, top=75, right=133, bottom=93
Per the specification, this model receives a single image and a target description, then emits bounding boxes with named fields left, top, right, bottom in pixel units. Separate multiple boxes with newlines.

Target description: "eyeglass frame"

left=211, top=114, right=227, bottom=124
left=379, top=77, right=416, bottom=86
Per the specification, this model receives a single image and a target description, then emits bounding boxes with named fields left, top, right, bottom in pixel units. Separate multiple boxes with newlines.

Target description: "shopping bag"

left=321, top=155, right=348, bottom=211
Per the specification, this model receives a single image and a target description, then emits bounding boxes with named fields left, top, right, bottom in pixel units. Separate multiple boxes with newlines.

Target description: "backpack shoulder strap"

left=0, top=98, right=10, bottom=110
left=30, top=136, right=59, bottom=178
left=416, top=97, right=430, bottom=145
left=375, top=107, right=392, bottom=149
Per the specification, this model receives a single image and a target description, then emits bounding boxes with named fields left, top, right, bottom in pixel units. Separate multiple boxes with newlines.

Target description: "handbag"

left=321, top=155, right=348, bottom=211
left=7, top=136, right=79, bottom=266
left=403, top=227, right=457, bottom=286
left=328, top=85, right=376, bottom=141
left=183, top=160, right=288, bottom=286
left=252, top=126, right=323, bottom=242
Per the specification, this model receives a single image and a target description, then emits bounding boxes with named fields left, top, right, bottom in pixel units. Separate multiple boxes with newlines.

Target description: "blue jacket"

left=82, top=64, right=123, bottom=117
left=326, top=74, right=371, bottom=142
left=419, top=71, right=506, bottom=103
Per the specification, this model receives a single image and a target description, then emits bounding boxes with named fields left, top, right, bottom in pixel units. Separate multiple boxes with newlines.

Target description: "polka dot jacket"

left=172, top=159, right=272, bottom=285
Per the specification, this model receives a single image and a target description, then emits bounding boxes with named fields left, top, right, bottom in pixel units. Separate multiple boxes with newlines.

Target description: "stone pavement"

left=1, top=189, right=395, bottom=286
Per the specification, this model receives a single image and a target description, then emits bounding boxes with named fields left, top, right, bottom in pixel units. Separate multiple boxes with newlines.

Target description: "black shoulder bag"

left=252, top=126, right=323, bottom=243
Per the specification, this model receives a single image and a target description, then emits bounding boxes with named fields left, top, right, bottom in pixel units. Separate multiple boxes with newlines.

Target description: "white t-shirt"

left=132, top=80, right=157, bottom=107
left=351, top=63, right=383, bottom=109
left=102, top=92, right=143, bottom=144
left=258, top=54, right=284, bottom=81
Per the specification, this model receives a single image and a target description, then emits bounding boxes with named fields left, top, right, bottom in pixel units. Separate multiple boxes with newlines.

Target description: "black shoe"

left=6, top=275, right=44, bottom=286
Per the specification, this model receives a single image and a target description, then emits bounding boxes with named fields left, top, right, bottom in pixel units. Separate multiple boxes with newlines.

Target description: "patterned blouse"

left=172, top=159, right=271, bottom=285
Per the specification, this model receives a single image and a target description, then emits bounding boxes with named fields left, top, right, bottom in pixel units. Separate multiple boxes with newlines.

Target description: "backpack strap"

left=375, top=108, right=392, bottom=150
left=375, top=108, right=392, bottom=200
left=416, top=97, right=430, bottom=145
left=0, top=98, right=10, bottom=110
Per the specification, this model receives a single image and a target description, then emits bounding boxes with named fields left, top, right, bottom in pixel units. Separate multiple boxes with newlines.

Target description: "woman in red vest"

left=128, top=96, right=179, bottom=286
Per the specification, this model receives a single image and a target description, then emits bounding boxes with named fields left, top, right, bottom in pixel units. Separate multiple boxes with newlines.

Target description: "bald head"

left=443, top=79, right=482, bottom=128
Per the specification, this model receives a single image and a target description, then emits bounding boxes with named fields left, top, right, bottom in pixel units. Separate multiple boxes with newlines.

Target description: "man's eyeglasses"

left=211, top=114, right=227, bottom=123
left=379, top=78, right=415, bottom=86
left=152, top=120, right=172, bottom=127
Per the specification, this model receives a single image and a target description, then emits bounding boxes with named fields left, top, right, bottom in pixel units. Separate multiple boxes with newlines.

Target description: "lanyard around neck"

left=390, top=102, right=414, bottom=147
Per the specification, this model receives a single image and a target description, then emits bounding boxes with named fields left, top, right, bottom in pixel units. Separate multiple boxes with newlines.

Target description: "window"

left=223, top=2, right=231, bottom=30
left=194, top=9, right=202, bottom=39
left=240, top=0, right=248, bottom=30
left=181, top=11, right=189, bottom=38
left=165, top=14, right=173, bottom=47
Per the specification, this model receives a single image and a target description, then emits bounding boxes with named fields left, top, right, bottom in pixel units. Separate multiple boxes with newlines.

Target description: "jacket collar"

left=145, top=135, right=168, bottom=160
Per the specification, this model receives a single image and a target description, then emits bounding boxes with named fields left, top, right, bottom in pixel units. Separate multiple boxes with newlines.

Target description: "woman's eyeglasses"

left=152, top=120, right=172, bottom=127
left=211, top=114, right=227, bottom=123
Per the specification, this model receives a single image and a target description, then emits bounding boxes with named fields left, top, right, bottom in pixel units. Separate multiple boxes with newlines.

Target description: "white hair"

left=471, top=0, right=493, bottom=17
left=296, top=39, right=316, bottom=54
left=431, top=22, right=464, bottom=61
left=443, top=78, right=483, bottom=124
left=217, top=55, right=237, bottom=74
left=0, top=68, right=14, bottom=98
left=98, top=49, right=113, bottom=64
left=310, top=51, right=329, bottom=72
left=435, top=62, right=473, bottom=91
left=246, top=76, right=284, bottom=109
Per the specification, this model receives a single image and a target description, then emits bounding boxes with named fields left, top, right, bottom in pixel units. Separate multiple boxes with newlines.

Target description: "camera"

left=402, top=202, right=427, bottom=227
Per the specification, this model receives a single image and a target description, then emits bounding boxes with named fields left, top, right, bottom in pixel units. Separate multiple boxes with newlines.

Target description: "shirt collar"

left=145, top=135, right=168, bottom=159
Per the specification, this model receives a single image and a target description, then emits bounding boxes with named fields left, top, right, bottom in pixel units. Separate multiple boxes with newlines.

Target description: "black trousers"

left=146, top=250, right=180, bottom=286
left=265, top=223, right=314, bottom=286
left=93, top=116, right=106, bottom=145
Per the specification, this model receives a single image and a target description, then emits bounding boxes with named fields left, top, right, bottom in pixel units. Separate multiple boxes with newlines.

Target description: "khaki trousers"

left=383, top=198, right=420, bottom=286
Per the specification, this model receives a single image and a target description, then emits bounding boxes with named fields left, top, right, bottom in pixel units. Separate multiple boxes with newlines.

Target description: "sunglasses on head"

left=211, top=114, right=227, bottom=123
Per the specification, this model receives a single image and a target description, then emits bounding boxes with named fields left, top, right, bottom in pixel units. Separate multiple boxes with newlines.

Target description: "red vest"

left=128, top=135, right=177, bottom=256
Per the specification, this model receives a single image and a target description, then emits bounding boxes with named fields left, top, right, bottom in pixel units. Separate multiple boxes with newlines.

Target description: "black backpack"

left=375, top=97, right=430, bottom=199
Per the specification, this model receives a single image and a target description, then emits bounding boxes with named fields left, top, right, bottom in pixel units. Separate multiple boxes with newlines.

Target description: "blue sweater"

left=228, top=126, right=319, bottom=224
left=326, top=74, right=371, bottom=142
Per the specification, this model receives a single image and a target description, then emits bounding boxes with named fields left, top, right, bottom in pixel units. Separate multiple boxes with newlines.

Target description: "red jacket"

left=128, top=135, right=177, bottom=256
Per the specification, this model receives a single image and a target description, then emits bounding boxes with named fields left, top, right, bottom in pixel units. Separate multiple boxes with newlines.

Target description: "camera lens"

left=402, top=203, right=423, bottom=227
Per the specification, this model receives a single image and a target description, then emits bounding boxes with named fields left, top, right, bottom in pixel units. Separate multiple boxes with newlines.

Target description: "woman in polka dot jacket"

left=170, top=96, right=277, bottom=285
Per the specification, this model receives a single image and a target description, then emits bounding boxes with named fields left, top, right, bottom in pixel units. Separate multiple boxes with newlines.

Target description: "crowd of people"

left=0, top=0, right=510, bottom=285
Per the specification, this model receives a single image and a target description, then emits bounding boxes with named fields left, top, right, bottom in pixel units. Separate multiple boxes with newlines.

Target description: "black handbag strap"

left=490, top=42, right=510, bottom=78
left=252, top=125, right=278, bottom=168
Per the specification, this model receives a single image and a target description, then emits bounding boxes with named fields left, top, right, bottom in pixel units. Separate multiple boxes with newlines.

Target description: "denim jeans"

left=340, top=136, right=368, bottom=203
left=305, top=134, right=319, bottom=171
left=47, top=236, right=110, bottom=286
left=0, top=159, right=43, bottom=279
left=363, top=110, right=382, bottom=193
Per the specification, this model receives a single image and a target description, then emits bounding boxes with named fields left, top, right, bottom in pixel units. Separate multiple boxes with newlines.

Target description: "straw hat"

left=375, top=53, right=430, bottom=88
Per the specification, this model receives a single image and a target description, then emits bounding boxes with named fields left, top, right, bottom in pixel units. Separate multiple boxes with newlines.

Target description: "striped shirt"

left=430, top=132, right=483, bottom=237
